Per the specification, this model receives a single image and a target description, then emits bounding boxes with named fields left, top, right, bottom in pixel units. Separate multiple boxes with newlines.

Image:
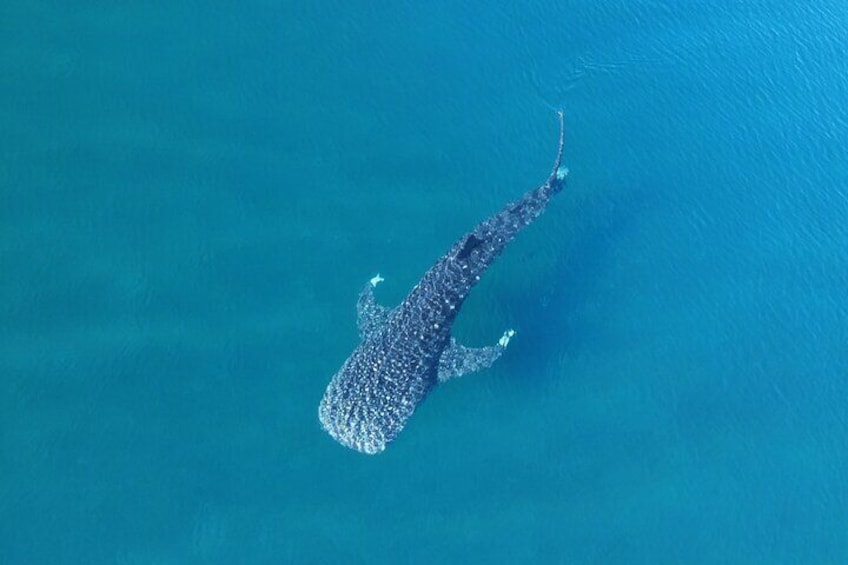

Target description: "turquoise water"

left=2, top=1, right=847, bottom=563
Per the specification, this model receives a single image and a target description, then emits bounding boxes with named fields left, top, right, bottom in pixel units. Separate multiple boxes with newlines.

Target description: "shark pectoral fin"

left=356, top=274, right=390, bottom=339
left=437, top=330, right=516, bottom=383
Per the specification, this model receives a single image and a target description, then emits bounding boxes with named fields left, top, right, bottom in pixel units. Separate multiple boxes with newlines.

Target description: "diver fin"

left=357, top=274, right=390, bottom=339
left=437, top=330, right=516, bottom=382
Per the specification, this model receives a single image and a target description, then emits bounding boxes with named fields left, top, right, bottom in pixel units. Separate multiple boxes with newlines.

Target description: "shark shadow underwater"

left=319, top=112, right=570, bottom=454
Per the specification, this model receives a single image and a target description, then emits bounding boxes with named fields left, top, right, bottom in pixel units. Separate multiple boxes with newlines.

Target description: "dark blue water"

left=2, top=1, right=846, bottom=563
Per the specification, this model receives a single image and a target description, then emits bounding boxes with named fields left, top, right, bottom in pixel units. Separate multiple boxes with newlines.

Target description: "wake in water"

left=530, top=53, right=670, bottom=108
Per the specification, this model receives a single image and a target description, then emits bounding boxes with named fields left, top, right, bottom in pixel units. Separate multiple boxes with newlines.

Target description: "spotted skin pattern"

left=319, top=113, right=568, bottom=454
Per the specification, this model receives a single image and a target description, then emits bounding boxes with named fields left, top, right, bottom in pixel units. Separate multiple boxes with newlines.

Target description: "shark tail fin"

left=548, top=110, right=568, bottom=190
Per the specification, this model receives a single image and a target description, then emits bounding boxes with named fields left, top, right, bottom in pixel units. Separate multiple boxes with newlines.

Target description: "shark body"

left=319, top=113, right=568, bottom=454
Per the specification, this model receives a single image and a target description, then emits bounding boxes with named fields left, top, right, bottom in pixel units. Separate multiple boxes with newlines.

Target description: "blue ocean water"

left=2, top=1, right=847, bottom=563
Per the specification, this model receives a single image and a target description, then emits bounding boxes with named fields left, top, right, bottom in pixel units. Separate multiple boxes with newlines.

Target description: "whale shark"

left=319, top=112, right=569, bottom=454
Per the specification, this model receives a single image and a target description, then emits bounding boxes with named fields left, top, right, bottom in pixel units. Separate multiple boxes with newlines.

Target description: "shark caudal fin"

left=548, top=110, right=569, bottom=191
